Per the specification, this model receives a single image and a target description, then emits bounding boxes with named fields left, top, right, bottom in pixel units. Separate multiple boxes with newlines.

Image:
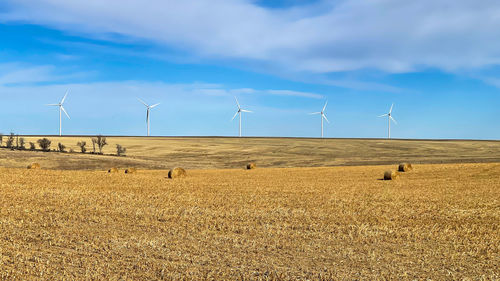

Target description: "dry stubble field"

left=0, top=163, right=499, bottom=279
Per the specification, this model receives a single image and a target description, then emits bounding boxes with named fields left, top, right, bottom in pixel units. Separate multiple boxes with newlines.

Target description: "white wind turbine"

left=138, top=98, right=160, bottom=136
left=231, top=97, right=252, bottom=137
left=378, top=103, right=397, bottom=139
left=46, top=90, right=70, bottom=136
left=309, top=101, right=329, bottom=138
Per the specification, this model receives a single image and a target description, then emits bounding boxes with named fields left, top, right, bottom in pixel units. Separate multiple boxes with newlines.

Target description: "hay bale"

left=246, top=162, right=257, bottom=170
left=125, top=168, right=137, bottom=174
left=108, top=167, right=119, bottom=173
left=384, top=170, right=399, bottom=180
left=398, top=163, right=413, bottom=172
left=168, top=167, right=187, bottom=179
left=27, top=163, right=41, bottom=169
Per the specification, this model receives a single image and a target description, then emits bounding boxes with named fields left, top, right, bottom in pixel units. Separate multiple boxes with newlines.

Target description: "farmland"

left=0, top=163, right=499, bottom=279
left=0, top=137, right=499, bottom=279
left=0, top=136, right=499, bottom=170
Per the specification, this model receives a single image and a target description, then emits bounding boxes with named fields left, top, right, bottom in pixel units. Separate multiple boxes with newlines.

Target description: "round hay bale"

left=125, top=168, right=137, bottom=174
left=384, top=170, right=399, bottom=180
left=398, top=163, right=413, bottom=172
left=246, top=162, right=257, bottom=170
left=108, top=167, right=119, bottom=173
left=27, top=163, right=41, bottom=169
left=168, top=167, right=187, bottom=179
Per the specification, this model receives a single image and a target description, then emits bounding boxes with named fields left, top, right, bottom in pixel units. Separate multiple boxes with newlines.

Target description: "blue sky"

left=0, top=0, right=499, bottom=139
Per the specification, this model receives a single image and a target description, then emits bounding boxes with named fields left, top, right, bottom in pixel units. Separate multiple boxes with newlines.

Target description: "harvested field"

left=0, top=163, right=498, bottom=279
left=0, top=137, right=499, bottom=170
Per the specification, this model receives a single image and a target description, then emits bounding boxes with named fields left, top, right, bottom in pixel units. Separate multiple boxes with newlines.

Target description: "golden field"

left=0, top=163, right=499, bottom=279
left=1, top=136, right=500, bottom=170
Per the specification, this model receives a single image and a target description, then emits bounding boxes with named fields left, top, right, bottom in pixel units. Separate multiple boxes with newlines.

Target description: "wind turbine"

left=309, top=101, right=329, bottom=138
left=231, top=97, right=252, bottom=137
left=46, top=90, right=70, bottom=136
left=378, top=103, right=397, bottom=139
left=138, top=98, right=160, bottom=136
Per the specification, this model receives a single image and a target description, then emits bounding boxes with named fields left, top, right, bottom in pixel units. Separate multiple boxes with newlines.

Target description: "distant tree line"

left=0, top=133, right=26, bottom=150
left=0, top=133, right=126, bottom=156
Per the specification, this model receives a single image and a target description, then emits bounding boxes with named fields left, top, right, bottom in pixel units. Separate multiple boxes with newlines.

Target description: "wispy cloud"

left=473, top=75, right=500, bottom=89
left=265, top=89, right=323, bottom=99
left=0, top=63, right=323, bottom=100
left=0, top=64, right=58, bottom=85
left=0, top=63, right=91, bottom=86
left=196, top=87, right=323, bottom=99
left=0, top=78, right=326, bottom=134
left=2, top=0, right=500, bottom=75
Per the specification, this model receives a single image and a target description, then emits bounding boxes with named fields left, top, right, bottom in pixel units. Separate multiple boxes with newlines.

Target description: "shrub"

left=91, top=138, right=97, bottom=154
left=19, top=137, right=26, bottom=150
left=97, top=135, right=107, bottom=154
left=58, top=142, right=66, bottom=152
left=0, top=133, right=3, bottom=146
left=6, top=133, right=14, bottom=149
left=37, top=138, right=51, bottom=152
left=77, top=141, right=87, bottom=153
left=92, top=135, right=107, bottom=154
left=29, top=142, right=36, bottom=151
left=116, top=144, right=126, bottom=156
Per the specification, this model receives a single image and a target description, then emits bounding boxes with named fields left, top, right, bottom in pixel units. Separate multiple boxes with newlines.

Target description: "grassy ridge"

left=0, top=136, right=499, bottom=170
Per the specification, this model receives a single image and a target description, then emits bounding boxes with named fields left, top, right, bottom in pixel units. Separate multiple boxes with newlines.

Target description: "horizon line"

left=6, top=135, right=500, bottom=142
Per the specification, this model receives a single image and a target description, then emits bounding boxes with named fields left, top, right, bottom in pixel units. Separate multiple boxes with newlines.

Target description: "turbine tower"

left=138, top=98, right=160, bottom=136
left=309, top=101, right=329, bottom=138
left=378, top=103, right=397, bottom=139
left=231, top=97, right=252, bottom=137
left=46, top=90, right=70, bottom=136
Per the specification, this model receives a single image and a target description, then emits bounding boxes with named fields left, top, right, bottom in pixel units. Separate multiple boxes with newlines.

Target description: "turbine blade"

left=61, top=106, right=70, bottom=119
left=389, top=103, right=394, bottom=113
left=137, top=98, right=149, bottom=107
left=61, top=90, right=69, bottom=104
left=46, top=104, right=59, bottom=106
left=231, top=111, right=238, bottom=121
left=322, top=113, right=330, bottom=123
left=150, top=103, right=160, bottom=108
left=378, top=114, right=388, bottom=117
left=234, top=96, right=240, bottom=109
left=241, top=109, right=252, bottom=113
left=390, top=116, right=397, bottom=124
left=146, top=109, right=149, bottom=123
left=309, top=112, right=321, bottom=115
left=322, top=101, right=328, bottom=112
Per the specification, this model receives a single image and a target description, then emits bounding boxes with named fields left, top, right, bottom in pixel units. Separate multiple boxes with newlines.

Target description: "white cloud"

left=2, top=0, right=500, bottom=74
